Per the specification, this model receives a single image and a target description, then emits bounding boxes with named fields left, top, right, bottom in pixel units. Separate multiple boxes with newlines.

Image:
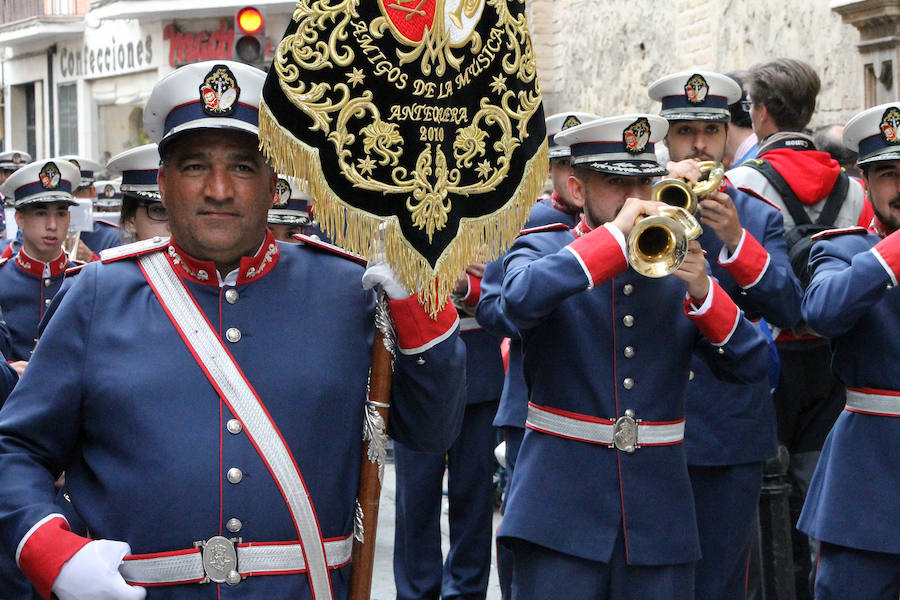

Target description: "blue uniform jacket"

left=0, top=309, right=17, bottom=404
left=0, top=236, right=466, bottom=599
left=0, top=250, right=73, bottom=361
left=79, top=219, right=123, bottom=253
left=476, top=198, right=579, bottom=429
left=798, top=227, right=900, bottom=555
left=460, top=327, right=504, bottom=406
left=685, top=185, right=801, bottom=465
left=495, top=224, right=768, bottom=565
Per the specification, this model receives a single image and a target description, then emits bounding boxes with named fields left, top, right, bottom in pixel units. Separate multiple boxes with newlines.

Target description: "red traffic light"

left=237, top=7, right=263, bottom=34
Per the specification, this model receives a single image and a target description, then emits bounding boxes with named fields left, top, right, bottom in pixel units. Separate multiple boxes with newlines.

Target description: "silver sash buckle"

left=194, top=536, right=242, bottom=585
left=613, top=409, right=638, bottom=453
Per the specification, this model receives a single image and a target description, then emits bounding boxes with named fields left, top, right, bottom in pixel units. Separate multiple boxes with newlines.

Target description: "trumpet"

left=651, top=160, right=724, bottom=214
left=627, top=205, right=702, bottom=278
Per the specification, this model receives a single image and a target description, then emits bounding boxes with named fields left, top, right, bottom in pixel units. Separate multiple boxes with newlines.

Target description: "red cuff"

left=873, top=232, right=900, bottom=285
left=684, top=279, right=740, bottom=345
left=387, top=295, right=459, bottom=354
left=720, top=231, right=770, bottom=288
left=18, top=516, right=91, bottom=600
left=566, top=226, right=628, bottom=289
left=462, top=273, right=481, bottom=306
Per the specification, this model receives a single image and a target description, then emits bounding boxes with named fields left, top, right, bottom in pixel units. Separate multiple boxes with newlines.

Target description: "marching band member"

left=109, top=143, right=169, bottom=243
left=268, top=175, right=313, bottom=243
left=798, top=103, right=900, bottom=600
left=0, top=60, right=465, bottom=600
left=649, top=69, right=802, bottom=599
left=476, top=110, right=595, bottom=598
left=0, top=159, right=82, bottom=362
left=496, top=114, right=768, bottom=599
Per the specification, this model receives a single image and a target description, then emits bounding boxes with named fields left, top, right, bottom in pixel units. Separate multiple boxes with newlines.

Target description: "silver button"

left=623, top=284, right=634, bottom=296
left=225, top=289, right=239, bottom=304
left=623, top=377, right=635, bottom=390
left=226, top=518, right=242, bottom=533
left=44, top=278, right=52, bottom=286
left=226, top=419, right=242, bottom=435
left=44, top=298, right=52, bottom=306
left=225, top=328, right=241, bottom=343
left=623, top=315, right=634, bottom=327
left=416, top=357, right=425, bottom=365
left=226, top=570, right=241, bottom=585
left=226, top=468, right=243, bottom=484
left=717, top=347, right=725, bottom=355
left=689, top=370, right=695, bottom=381
left=623, top=346, right=635, bottom=358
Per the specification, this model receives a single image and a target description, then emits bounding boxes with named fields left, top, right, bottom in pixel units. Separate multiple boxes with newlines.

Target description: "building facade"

left=0, top=0, right=897, bottom=162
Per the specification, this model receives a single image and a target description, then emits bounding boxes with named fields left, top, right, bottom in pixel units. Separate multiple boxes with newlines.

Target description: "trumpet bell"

left=627, top=205, right=701, bottom=278
left=652, top=178, right=697, bottom=213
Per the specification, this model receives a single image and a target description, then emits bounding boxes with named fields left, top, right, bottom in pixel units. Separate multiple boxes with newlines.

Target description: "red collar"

left=573, top=217, right=594, bottom=239
left=550, top=190, right=578, bottom=214
left=870, top=215, right=895, bottom=239
left=165, top=230, right=280, bottom=286
left=14, top=248, right=68, bottom=278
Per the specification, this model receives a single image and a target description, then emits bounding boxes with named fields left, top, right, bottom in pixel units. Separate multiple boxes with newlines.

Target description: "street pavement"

left=369, top=460, right=504, bottom=600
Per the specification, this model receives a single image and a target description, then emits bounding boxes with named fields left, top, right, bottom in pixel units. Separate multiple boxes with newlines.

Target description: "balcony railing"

left=1, top=0, right=82, bottom=25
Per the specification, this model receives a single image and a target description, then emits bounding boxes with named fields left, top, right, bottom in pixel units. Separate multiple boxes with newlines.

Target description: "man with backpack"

left=726, top=57, right=866, bottom=597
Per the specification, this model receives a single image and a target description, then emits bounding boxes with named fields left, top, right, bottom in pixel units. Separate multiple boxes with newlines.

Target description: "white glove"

left=361, top=223, right=410, bottom=300
left=52, top=539, right=146, bottom=600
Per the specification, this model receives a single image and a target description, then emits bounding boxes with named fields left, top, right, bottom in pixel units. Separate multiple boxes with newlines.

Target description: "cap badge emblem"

left=880, top=107, right=900, bottom=145
left=200, top=65, right=241, bottom=117
left=103, top=184, right=115, bottom=198
left=274, top=178, right=291, bottom=207
left=623, top=117, right=651, bottom=154
left=562, top=115, right=582, bottom=130
left=39, top=162, right=61, bottom=190
left=12, top=153, right=21, bottom=164
left=685, top=74, right=709, bottom=105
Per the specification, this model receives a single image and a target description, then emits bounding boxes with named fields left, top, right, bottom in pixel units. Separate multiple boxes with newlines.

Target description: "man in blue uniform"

left=0, top=159, right=82, bottom=362
left=495, top=114, right=769, bottom=599
left=0, top=60, right=465, bottom=600
left=60, top=155, right=121, bottom=254
left=392, top=264, right=504, bottom=600
left=476, top=110, right=596, bottom=599
left=268, top=176, right=313, bottom=243
left=0, top=150, right=32, bottom=244
left=798, top=103, right=900, bottom=600
left=649, top=70, right=803, bottom=599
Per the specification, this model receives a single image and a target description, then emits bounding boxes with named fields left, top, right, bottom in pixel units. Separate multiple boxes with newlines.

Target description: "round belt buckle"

left=201, top=535, right=238, bottom=584
left=613, top=409, right=638, bottom=453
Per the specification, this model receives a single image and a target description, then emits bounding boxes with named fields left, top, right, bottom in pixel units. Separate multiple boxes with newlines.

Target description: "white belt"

left=459, top=317, right=481, bottom=332
left=526, top=403, right=685, bottom=453
left=119, top=535, right=353, bottom=586
left=845, top=387, right=900, bottom=417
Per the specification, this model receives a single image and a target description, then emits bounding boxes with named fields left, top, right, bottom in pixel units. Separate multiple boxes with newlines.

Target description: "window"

left=57, top=83, right=78, bottom=155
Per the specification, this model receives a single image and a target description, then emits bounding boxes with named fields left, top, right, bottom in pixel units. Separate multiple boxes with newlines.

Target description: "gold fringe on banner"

left=259, top=98, right=548, bottom=317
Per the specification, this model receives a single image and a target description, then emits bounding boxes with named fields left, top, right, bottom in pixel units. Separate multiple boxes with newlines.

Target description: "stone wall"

left=529, top=0, right=863, bottom=128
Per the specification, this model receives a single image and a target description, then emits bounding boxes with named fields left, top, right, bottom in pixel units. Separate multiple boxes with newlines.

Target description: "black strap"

left=745, top=160, right=848, bottom=227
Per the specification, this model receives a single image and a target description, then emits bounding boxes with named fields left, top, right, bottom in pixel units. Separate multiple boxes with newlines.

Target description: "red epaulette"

left=811, top=226, right=868, bottom=241
left=293, top=234, right=367, bottom=266
left=518, top=223, right=570, bottom=236
left=99, top=236, right=170, bottom=264
left=0, top=257, right=8, bottom=267
left=95, top=219, right=121, bottom=229
left=732, top=183, right=781, bottom=212
left=65, top=263, right=87, bottom=276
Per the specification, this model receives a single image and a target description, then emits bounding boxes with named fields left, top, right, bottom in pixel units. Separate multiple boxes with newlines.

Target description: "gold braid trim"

left=259, top=98, right=548, bottom=317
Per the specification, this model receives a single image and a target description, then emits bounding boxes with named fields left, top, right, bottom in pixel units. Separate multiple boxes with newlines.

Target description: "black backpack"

left=744, top=160, right=848, bottom=288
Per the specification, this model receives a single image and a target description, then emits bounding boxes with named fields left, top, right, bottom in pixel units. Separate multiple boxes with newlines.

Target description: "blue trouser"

left=689, top=462, right=763, bottom=600
left=814, top=542, right=900, bottom=600
left=393, top=400, right=498, bottom=600
left=496, top=426, right=523, bottom=600
left=503, top=530, right=694, bottom=600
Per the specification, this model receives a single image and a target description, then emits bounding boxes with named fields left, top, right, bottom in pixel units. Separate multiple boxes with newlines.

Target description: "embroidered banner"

left=260, top=0, right=547, bottom=313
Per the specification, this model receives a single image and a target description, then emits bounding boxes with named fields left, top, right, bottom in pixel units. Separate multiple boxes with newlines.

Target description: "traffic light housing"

left=234, top=7, right=265, bottom=64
